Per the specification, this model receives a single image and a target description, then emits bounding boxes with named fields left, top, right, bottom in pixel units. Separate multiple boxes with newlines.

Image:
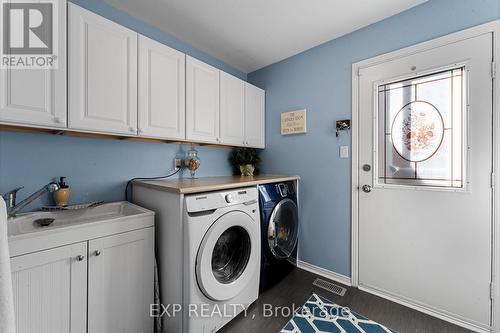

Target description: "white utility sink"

left=8, top=201, right=149, bottom=237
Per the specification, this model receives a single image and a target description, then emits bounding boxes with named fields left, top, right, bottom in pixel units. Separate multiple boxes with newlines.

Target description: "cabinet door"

left=88, top=228, right=154, bottom=333
left=186, top=56, right=220, bottom=143
left=220, top=72, right=245, bottom=146
left=68, top=3, right=137, bottom=136
left=245, top=83, right=265, bottom=148
left=10, top=242, right=87, bottom=333
left=0, top=0, right=67, bottom=128
left=138, top=35, right=185, bottom=140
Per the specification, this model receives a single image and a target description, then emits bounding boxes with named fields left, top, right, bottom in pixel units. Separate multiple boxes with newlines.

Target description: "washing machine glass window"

left=196, top=210, right=260, bottom=301
left=268, top=198, right=299, bottom=259
left=212, top=226, right=251, bottom=284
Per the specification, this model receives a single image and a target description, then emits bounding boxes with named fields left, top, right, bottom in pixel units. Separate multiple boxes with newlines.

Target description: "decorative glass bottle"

left=185, top=146, right=201, bottom=178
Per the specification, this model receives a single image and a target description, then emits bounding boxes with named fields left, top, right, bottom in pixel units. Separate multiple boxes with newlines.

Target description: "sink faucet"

left=2, top=182, right=60, bottom=218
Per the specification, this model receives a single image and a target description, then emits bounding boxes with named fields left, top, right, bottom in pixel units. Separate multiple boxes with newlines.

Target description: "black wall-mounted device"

left=336, top=119, right=351, bottom=137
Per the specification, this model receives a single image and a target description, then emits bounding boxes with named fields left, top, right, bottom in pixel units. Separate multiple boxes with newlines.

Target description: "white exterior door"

left=138, top=35, right=185, bottom=140
left=0, top=0, right=67, bottom=128
left=68, top=3, right=137, bottom=136
left=186, top=56, right=220, bottom=144
left=10, top=242, right=87, bottom=333
left=357, top=33, right=493, bottom=330
left=245, top=83, right=265, bottom=148
left=220, top=72, right=245, bottom=146
left=88, top=228, right=154, bottom=333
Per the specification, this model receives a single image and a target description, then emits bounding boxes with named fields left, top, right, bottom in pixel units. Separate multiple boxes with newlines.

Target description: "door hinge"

left=491, top=61, right=496, bottom=79
left=491, top=172, right=495, bottom=189
left=491, top=283, right=495, bottom=300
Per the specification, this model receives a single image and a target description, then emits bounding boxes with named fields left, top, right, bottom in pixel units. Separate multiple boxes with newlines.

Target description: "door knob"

left=75, top=255, right=85, bottom=261
left=94, top=250, right=101, bottom=256
left=361, top=185, right=372, bottom=193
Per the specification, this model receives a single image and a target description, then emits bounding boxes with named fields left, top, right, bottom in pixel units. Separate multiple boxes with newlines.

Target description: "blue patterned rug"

left=280, top=294, right=397, bottom=333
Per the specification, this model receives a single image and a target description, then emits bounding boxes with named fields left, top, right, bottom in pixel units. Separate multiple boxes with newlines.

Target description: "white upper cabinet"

left=245, top=83, right=265, bottom=148
left=220, top=72, right=245, bottom=146
left=138, top=35, right=185, bottom=140
left=0, top=2, right=265, bottom=147
left=68, top=3, right=138, bottom=136
left=0, top=0, right=67, bottom=128
left=186, top=56, right=220, bottom=144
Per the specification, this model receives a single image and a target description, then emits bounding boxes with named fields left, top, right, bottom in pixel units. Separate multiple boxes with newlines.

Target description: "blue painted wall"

left=0, top=0, right=244, bottom=211
left=0, top=131, right=232, bottom=210
left=248, top=0, right=500, bottom=277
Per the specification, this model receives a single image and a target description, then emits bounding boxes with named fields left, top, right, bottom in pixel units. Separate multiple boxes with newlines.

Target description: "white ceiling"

left=105, top=0, right=427, bottom=73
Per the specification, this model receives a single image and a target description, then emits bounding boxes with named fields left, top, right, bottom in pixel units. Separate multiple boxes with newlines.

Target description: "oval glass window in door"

left=212, top=226, right=251, bottom=284
left=268, top=199, right=299, bottom=259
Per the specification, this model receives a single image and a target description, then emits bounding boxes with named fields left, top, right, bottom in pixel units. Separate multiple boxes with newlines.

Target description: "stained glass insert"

left=377, top=68, right=465, bottom=188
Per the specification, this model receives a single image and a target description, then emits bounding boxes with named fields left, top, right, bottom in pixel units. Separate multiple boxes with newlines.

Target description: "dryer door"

left=196, top=210, right=259, bottom=301
left=268, top=198, right=298, bottom=259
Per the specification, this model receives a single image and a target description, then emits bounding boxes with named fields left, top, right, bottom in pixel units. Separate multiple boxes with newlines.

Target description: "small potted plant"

left=230, top=148, right=261, bottom=176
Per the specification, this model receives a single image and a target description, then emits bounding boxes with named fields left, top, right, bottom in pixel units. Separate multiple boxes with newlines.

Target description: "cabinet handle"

left=129, top=127, right=136, bottom=132
left=94, top=250, right=101, bottom=256
left=75, top=255, right=85, bottom=262
left=54, top=117, right=62, bottom=123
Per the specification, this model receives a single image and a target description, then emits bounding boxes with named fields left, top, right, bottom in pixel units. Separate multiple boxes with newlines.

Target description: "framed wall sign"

left=281, top=109, right=307, bottom=135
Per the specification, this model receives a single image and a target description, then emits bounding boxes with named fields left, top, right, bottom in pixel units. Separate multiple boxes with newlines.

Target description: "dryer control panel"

left=185, top=187, right=258, bottom=213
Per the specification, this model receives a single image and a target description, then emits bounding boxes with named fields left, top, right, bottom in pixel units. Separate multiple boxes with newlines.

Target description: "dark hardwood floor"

left=219, top=268, right=473, bottom=333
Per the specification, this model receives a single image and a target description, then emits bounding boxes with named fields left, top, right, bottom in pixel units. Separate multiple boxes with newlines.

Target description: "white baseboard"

left=296, top=260, right=490, bottom=332
left=297, top=260, right=352, bottom=287
left=359, top=284, right=491, bottom=333
left=297, top=261, right=490, bottom=332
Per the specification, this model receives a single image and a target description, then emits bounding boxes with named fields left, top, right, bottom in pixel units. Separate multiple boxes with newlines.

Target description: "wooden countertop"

left=133, top=175, right=299, bottom=194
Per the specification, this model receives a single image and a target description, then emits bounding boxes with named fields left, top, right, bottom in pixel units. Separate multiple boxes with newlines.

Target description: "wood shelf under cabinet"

left=0, top=123, right=242, bottom=149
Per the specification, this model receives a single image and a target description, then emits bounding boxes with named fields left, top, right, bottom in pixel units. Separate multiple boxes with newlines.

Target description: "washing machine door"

left=196, top=210, right=259, bottom=301
left=268, top=198, right=298, bottom=259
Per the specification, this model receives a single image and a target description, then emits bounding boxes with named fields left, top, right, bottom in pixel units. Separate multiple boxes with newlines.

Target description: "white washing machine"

left=183, top=187, right=260, bottom=333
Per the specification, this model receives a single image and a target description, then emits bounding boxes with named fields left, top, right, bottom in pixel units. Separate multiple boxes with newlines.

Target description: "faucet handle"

left=2, top=186, right=24, bottom=208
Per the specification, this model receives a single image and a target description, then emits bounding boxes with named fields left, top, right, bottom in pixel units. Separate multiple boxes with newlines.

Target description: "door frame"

left=351, top=20, right=500, bottom=333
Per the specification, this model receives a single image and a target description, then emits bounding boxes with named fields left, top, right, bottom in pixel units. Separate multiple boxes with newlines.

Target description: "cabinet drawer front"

left=11, top=242, right=87, bottom=333
left=88, top=228, right=154, bottom=333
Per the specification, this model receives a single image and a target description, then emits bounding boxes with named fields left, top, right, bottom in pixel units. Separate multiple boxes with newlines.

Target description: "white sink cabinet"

left=8, top=201, right=155, bottom=333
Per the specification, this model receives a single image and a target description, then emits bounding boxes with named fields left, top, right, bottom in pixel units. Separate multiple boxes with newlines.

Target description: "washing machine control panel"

left=225, top=194, right=234, bottom=203
left=185, top=187, right=258, bottom=213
